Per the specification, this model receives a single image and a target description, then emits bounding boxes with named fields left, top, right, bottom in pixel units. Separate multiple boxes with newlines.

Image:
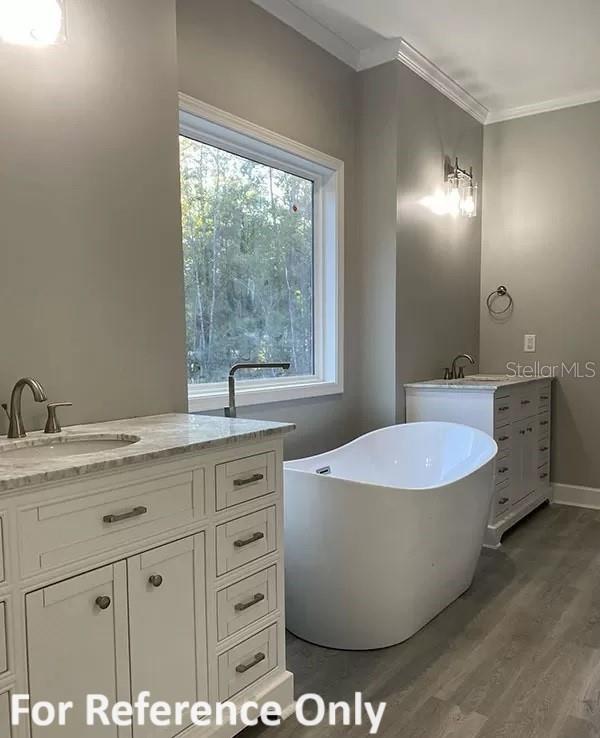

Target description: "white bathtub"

left=284, top=422, right=497, bottom=649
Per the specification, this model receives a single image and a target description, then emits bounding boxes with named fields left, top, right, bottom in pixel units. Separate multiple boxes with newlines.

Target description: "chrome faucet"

left=224, top=362, right=290, bottom=418
left=4, top=377, right=48, bottom=438
left=446, top=354, right=476, bottom=380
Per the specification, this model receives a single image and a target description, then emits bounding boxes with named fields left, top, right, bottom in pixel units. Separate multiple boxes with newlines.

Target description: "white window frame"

left=178, top=93, right=344, bottom=413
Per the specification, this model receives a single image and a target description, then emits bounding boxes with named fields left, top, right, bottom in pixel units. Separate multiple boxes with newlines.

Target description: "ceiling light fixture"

left=0, top=0, right=65, bottom=46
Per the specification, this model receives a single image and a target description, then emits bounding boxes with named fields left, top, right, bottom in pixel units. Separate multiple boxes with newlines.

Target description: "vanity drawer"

left=0, top=600, right=7, bottom=676
left=538, top=383, right=551, bottom=411
left=217, top=623, right=277, bottom=700
left=494, top=482, right=511, bottom=519
left=0, top=689, right=11, bottom=738
left=19, top=470, right=204, bottom=575
left=538, top=463, right=550, bottom=487
left=216, top=452, right=276, bottom=511
left=538, top=440, right=550, bottom=468
left=216, top=507, right=277, bottom=576
left=495, top=455, right=512, bottom=485
left=494, top=426, right=512, bottom=454
left=494, top=394, right=513, bottom=427
left=217, top=565, right=277, bottom=641
left=516, top=386, right=536, bottom=419
left=538, top=411, right=551, bottom=439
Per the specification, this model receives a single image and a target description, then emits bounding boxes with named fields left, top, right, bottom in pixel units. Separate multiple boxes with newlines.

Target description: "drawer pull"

left=540, top=446, right=549, bottom=452
left=540, top=395, right=549, bottom=400
left=148, top=574, right=163, bottom=588
left=498, top=467, right=509, bottom=474
left=521, top=399, right=531, bottom=405
left=235, top=652, right=266, bottom=674
left=519, top=430, right=526, bottom=435
left=498, top=435, right=510, bottom=442
left=498, top=406, right=509, bottom=412
left=540, top=472, right=549, bottom=479
left=234, top=593, right=266, bottom=612
left=234, top=531, right=265, bottom=548
left=527, top=427, right=533, bottom=433
left=499, top=497, right=509, bottom=505
left=103, top=506, right=148, bottom=524
left=234, top=473, right=264, bottom=488
left=95, top=596, right=111, bottom=611
left=540, top=420, right=549, bottom=426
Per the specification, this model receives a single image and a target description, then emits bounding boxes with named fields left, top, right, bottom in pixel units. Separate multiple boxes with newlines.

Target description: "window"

left=179, top=95, right=344, bottom=412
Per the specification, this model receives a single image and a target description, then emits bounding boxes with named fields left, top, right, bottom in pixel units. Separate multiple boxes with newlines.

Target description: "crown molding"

left=486, top=89, right=600, bottom=124
left=359, top=38, right=489, bottom=124
left=251, top=1, right=488, bottom=125
left=251, top=0, right=360, bottom=69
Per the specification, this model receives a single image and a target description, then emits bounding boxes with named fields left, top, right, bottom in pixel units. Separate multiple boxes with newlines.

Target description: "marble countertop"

left=405, top=375, right=553, bottom=391
left=0, top=413, right=295, bottom=493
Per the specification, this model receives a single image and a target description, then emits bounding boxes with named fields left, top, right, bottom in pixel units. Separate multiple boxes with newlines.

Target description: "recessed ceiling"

left=253, top=0, right=600, bottom=123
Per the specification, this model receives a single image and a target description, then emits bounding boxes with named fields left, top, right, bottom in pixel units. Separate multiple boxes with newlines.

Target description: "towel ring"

left=486, top=285, right=513, bottom=315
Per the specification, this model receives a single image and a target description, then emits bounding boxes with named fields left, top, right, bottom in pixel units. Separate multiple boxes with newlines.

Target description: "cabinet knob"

left=499, top=497, right=509, bottom=505
left=148, top=574, right=163, bottom=588
left=96, top=596, right=111, bottom=611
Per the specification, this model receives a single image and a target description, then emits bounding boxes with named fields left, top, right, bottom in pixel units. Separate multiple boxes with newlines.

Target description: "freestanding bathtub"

left=284, top=422, right=497, bottom=650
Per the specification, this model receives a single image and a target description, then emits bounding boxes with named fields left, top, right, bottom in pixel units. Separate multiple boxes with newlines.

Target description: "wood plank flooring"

left=244, top=503, right=600, bottom=737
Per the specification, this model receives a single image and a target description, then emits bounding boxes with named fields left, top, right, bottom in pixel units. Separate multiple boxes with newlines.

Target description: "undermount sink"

left=0, top=434, right=140, bottom=461
left=456, top=374, right=513, bottom=382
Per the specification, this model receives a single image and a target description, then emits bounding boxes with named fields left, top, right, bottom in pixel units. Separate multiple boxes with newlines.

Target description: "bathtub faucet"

left=446, top=354, right=476, bottom=380
left=224, top=361, right=291, bottom=418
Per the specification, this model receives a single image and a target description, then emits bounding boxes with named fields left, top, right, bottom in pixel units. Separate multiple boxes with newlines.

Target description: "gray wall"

left=357, top=61, right=483, bottom=429
left=0, top=0, right=187, bottom=434
left=177, top=0, right=361, bottom=459
left=481, top=102, right=600, bottom=487
left=395, top=62, right=483, bottom=422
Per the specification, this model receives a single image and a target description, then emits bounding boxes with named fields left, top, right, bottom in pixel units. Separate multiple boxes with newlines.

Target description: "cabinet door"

left=128, top=534, right=207, bottom=738
left=26, top=563, right=131, bottom=738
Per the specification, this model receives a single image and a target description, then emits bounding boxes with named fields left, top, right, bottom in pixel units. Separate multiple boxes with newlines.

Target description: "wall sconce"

left=0, top=0, right=65, bottom=46
left=420, top=156, right=478, bottom=218
left=446, top=157, right=478, bottom=218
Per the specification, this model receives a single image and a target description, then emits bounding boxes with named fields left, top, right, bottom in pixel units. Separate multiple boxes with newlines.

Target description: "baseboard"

left=552, top=483, right=600, bottom=510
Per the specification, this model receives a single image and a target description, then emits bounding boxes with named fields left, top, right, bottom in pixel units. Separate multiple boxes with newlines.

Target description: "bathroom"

left=0, top=0, right=599, bottom=736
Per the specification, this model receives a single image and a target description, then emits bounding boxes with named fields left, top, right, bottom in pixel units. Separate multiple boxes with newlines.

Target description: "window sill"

left=187, top=379, right=343, bottom=413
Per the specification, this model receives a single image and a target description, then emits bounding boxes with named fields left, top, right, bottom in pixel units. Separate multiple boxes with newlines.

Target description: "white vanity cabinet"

left=406, top=378, right=553, bottom=547
left=0, top=415, right=293, bottom=738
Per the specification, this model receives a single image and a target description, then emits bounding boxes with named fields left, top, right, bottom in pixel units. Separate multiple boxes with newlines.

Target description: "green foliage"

left=179, top=136, right=314, bottom=384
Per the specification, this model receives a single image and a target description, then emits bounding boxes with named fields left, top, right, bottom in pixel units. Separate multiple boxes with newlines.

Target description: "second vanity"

left=0, top=413, right=294, bottom=738
left=405, top=376, right=552, bottom=547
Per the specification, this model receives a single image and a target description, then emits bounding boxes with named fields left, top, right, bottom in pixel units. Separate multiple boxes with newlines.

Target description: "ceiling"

left=253, top=0, right=600, bottom=124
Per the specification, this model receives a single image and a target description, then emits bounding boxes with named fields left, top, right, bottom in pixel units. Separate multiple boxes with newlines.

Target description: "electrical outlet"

left=524, top=334, right=536, bottom=352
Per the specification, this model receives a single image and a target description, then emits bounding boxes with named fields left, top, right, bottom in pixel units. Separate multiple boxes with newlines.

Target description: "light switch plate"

left=524, top=334, right=536, bottom=352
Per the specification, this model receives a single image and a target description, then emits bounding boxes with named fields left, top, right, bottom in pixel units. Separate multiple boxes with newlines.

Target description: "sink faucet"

left=224, top=362, right=290, bottom=418
left=4, top=377, right=48, bottom=438
left=447, top=354, right=476, bottom=380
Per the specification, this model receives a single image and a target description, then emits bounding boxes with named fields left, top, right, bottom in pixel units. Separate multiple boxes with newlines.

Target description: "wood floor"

left=245, top=503, right=600, bottom=738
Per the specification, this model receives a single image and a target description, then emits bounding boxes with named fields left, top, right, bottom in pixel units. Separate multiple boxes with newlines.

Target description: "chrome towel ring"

left=486, top=285, right=513, bottom=315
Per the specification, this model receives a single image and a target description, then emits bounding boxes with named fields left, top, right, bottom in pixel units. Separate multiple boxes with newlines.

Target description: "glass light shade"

left=460, top=182, right=478, bottom=218
left=444, top=177, right=461, bottom=217
left=0, top=0, right=64, bottom=46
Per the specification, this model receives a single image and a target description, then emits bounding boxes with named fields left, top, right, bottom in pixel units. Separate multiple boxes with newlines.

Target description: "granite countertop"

left=405, top=374, right=553, bottom=391
left=0, top=413, right=295, bottom=493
